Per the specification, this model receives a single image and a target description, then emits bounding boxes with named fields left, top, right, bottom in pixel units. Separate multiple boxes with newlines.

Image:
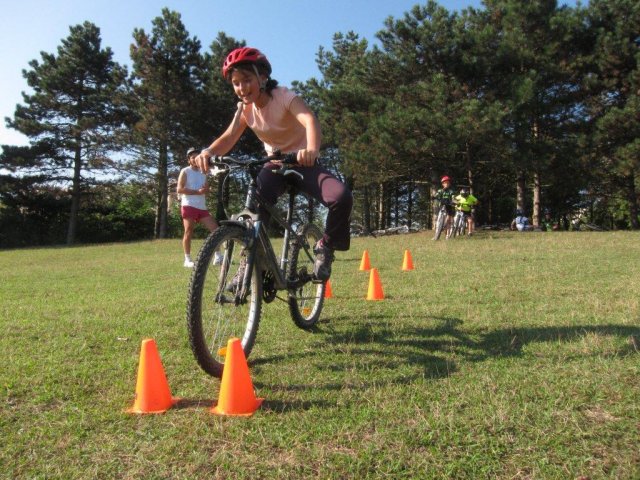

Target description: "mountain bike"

left=451, top=209, right=469, bottom=238
left=433, top=204, right=451, bottom=240
left=187, top=152, right=326, bottom=378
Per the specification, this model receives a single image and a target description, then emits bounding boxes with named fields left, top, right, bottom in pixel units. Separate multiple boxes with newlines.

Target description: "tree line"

left=1, top=0, right=638, bottom=248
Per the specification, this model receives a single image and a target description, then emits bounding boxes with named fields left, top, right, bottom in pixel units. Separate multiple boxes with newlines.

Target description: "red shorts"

left=181, top=205, right=211, bottom=222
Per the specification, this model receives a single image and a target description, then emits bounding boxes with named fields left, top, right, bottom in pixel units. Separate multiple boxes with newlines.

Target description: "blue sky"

left=0, top=0, right=578, bottom=147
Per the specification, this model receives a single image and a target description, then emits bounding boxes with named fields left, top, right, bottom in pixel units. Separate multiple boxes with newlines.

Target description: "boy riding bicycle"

left=454, top=187, right=479, bottom=236
left=434, top=176, right=456, bottom=240
left=196, top=47, right=352, bottom=281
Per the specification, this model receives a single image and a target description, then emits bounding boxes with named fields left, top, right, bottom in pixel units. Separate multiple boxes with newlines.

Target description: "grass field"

left=1, top=231, right=639, bottom=479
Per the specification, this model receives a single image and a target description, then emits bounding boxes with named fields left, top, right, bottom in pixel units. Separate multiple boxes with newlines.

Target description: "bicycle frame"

left=216, top=159, right=316, bottom=298
left=453, top=209, right=468, bottom=236
left=187, top=154, right=327, bottom=377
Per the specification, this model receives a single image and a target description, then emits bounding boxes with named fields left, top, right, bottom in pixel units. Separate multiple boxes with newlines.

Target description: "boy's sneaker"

left=184, top=259, right=194, bottom=268
left=313, top=240, right=334, bottom=281
left=213, top=251, right=224, bottom=265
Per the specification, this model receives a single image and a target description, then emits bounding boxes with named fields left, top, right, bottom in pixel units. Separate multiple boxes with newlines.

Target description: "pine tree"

left=311, top=32, right=382, bottom=230
left=128, top=8, right=203, bottom=238
left=481, top=0, right=586, bottom=225
left=2, top=22, right=128, bottom=245
left=585, top=0, right=640, bottom=229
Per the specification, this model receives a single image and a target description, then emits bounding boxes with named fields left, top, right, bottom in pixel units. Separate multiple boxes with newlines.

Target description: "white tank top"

left=180, top=167, right=207, bottom=210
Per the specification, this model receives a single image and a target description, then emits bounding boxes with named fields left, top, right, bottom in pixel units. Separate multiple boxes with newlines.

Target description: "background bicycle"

left=451, top=209, right=469, bottom=238
left=433, top=204, right=452, bottom=240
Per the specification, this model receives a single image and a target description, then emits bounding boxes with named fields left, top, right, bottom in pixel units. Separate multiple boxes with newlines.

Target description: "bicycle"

left=451, top=208, right=469, bottom=238
left=187, top=152, right=326, bottom=378
left=433, top=203, right=452, bottom=240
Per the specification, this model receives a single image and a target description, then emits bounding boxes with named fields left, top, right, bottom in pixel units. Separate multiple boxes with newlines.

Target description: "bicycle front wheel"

left=288, top=224, right=324, bottom=330
left=187, top=225, right=262, bottom=378
left=452, top=213, right=463, bottom=238
left=434, top=210, right=446, bottom=240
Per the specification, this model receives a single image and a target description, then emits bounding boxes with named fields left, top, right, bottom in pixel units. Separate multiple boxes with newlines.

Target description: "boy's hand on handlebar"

left=296, top=148, right=318, bottom=167
left=197, top=149, right=212, bottom=173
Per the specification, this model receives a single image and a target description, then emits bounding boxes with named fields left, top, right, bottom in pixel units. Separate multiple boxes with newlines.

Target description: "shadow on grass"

left=371, top=317, right=636, bottom=366
left=173, top=397, right=334, bottom=413
left=250, top=317, right=638, bottom=411
left=174, top=398, right=215, bottom=410
left=261, top=398, right=336, bottom=413
left=340, top=257, right=365, bottom=263
left=322, top=315, right=639, bottom=361
left=477, top=324, right=640, bottom=358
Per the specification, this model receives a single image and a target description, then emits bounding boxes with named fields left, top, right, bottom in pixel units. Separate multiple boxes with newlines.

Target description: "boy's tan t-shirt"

left=242, top=87, right=307, bottom=154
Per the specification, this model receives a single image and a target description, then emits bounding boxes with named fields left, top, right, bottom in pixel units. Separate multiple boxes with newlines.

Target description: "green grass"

left=1, top=231, right=639, bottom=479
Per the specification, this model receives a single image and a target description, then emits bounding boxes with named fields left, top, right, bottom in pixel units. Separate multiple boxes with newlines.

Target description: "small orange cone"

left=402, top=249, right=415, bottom=271
left=127, top=339, right=178, bottom=414
left=211, top=338, right=263, bottom=416
left=366, top=268, right=385, bottom=300
left=359, top=250, right=371, bottom=271
left=324, top=279, right=333, bottom=299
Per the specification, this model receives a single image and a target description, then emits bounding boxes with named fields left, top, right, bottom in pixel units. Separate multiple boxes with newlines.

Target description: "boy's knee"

left=331, top=186, right=353, bottom=211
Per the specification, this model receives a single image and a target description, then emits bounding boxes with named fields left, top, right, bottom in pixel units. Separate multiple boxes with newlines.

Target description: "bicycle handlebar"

left=208, top=152, right=309, bottom=183
left=208, top=151, right=297, bottom=169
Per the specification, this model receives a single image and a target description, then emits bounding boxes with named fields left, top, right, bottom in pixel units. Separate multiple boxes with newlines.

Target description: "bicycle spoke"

left=187, top=226, right=262, bottom=378
left=288, top=224, right=324, bottom=329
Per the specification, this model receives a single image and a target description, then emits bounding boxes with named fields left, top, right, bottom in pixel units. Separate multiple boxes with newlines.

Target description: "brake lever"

left=268, top=150, right=300, bottom=177
left=272, top=162, right=304, bottom=180
left=209, top=161, right=229, bottom=177
left=283, top=169, right=304, bottom=180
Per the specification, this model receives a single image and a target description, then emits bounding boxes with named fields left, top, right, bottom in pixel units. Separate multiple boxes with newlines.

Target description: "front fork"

left=236, top=220, right=290, bottom=304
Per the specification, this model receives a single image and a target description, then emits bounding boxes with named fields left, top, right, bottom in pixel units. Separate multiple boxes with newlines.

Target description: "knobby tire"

left=288, top=224, right=325, bottom=329
left=187, top=225, right=262, bottom=378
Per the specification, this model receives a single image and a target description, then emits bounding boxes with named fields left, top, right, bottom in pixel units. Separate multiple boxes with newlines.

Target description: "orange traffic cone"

left=211, top=338, right=263, bottom=416
left=324, top=279, right=333, bottom=299
left=402, top=249, right=415, bottom=271
left=359, top=250, right=371, bottom=271
left=366, top=268, right=385, bottom=300
left=126, top=339, right=178, bottom=414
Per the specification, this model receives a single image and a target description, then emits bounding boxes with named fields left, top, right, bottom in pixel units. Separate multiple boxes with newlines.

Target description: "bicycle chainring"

left=262, top=270, right=277, bottom=303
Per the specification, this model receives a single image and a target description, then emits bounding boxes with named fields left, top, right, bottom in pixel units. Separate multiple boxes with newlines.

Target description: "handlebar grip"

left=208, top=155, right=235, bottom=166
left=282, top=153, right=297, bottom=164
left=267, top=151, right=297, bottom=164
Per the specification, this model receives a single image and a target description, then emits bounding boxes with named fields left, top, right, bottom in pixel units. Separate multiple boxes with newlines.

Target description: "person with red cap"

left=196, top=47, right=352, bottom=281
left=434, top=176, right=456, bottom=240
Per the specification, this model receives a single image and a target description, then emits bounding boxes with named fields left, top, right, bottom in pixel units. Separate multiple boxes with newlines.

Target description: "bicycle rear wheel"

left=288, top=224, right=324, bottom=330
left=187, top=225, right=262, bottom=378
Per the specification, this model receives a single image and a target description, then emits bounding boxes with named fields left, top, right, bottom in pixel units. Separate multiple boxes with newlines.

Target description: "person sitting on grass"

left=511, top=210, right=533, bottom=232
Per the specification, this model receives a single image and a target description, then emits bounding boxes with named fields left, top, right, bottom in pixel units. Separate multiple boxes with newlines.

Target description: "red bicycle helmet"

left=441, top=176, right=451, bottom=183
left=222, top=47, right=272, bottom=79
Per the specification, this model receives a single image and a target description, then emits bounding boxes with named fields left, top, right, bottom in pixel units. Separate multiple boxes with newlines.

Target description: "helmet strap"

left=251, top=64, right=267, bottom=91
